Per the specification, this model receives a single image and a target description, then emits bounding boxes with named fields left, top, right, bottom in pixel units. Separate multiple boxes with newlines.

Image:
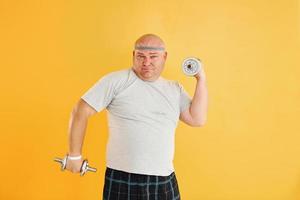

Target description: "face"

left=132, top=49, right=167, bottom=81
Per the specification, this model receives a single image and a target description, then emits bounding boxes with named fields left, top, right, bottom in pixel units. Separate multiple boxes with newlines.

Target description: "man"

left=66, top=34, right=208, bottom=200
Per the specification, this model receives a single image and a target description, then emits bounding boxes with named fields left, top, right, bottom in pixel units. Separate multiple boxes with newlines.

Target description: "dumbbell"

left=54, top=155, right=97, bottom=176
left=182, top=57, right=202, bottom=76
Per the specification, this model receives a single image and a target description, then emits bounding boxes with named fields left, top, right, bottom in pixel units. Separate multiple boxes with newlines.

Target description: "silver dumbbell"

left=54, top=155, right=97, bottom=176
left=182, top=57, right=202, bottom=76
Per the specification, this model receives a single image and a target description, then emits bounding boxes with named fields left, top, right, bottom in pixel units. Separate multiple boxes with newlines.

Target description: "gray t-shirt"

left=81, top=67, right=192, bottom=176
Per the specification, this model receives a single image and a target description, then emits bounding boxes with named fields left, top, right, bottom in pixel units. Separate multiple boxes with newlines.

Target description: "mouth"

left=141, top=68, right=152, bottom=71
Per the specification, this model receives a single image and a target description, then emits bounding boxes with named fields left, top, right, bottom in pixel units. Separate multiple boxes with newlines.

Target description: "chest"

left=108, top=82, right=180, bottom=120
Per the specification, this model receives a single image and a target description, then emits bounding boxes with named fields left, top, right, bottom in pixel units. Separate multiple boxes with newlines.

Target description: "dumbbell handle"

left=86, top=166, right=97, bottom=172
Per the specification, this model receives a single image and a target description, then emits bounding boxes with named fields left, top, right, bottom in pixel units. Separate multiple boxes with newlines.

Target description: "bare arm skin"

left=179, top=67, right=208, bottom=127
left=66, top=99, right=97, bottom=173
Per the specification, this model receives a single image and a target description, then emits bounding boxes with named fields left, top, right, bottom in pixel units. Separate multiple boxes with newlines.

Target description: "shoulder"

left=101, top=68, right=130, bottom=80
left=96, top=68, right=133, bottom=85
left=96, top=68, right=138, bottom=95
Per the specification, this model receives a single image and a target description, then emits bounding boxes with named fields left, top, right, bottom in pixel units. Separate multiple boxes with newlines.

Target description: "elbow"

left=190, top=110, right=208, bottom=127
left=71, top=104, right=81, bottom=117
left=193, top=119, right=207, bottom=127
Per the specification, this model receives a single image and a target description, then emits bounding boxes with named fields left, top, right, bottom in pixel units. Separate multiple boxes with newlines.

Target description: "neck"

left=131, top=67, right=159, bottom=82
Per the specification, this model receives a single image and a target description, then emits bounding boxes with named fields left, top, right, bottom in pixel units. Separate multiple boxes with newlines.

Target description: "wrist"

left=196, top=77, right=206, bottom=83
left=68, top=151, right=81, bottom=156
left=67, top=154, right=82, bottom=160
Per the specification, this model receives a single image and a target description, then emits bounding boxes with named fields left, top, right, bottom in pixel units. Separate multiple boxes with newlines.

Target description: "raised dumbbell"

left=182, top=57, right=202, bottom=76
left=54, top=155, right=97, bottom=176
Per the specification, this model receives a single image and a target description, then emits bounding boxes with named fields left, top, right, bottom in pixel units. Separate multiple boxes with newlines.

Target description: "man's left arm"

left=179, top=67, right=208, bottom=127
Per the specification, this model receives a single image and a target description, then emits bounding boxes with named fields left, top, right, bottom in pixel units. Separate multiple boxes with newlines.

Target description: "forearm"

left=68, top=110, right=89, bottom=156
left=190, top=78, right=208, bottom=125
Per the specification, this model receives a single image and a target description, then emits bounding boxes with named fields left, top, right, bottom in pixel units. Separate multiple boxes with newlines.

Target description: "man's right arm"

left=66, top=99, right=97, bottom=173
left=68, top=99, right=97, bottom=156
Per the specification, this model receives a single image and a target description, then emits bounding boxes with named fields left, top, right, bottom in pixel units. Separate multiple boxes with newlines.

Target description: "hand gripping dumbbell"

left=182, top=57, right=202, bottom=76
left=54, top=155, right=97, bottom=176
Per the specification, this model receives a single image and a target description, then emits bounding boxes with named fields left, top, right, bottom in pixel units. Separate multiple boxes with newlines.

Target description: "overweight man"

left=65, top=33, right=208, bottom=200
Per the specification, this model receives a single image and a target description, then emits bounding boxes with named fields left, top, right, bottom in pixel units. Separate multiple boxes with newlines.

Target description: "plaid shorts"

left=102, top=167, right=181, bottom=200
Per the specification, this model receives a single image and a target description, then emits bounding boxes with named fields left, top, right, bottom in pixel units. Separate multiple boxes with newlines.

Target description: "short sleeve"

left=81, top=74, right=117, bottom=112
left=177, top=81, right=192, bottom=113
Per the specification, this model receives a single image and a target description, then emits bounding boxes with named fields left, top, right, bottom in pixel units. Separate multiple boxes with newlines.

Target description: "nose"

left=143, top=57, right=151, bottom=66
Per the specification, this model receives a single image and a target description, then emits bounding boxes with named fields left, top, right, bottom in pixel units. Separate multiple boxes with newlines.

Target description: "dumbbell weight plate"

left=80, top=160, right=88, bottom=176
left=54, top=157, right=67, bottom=171
left=80, top=159, right=97, bottom=176
left=182, top=57, right=202, bottom=76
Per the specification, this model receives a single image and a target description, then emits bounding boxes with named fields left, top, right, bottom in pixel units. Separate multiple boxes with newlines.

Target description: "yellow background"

left=1, top=0, right=299, bottom=199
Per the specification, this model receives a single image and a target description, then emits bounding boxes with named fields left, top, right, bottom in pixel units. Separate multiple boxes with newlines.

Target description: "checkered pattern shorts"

left=102, top=167, right=181, bottom=200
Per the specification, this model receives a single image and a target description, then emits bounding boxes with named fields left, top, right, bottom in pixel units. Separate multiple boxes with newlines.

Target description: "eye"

left=137, top=55, right=145, bottom=59
left=150, top=56, right=158, bottom=59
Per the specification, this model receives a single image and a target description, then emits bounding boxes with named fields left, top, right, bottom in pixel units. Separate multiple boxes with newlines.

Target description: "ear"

left=164, top=51, right=168, bottom=59
left=133, top=50, right=135, bottom=57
